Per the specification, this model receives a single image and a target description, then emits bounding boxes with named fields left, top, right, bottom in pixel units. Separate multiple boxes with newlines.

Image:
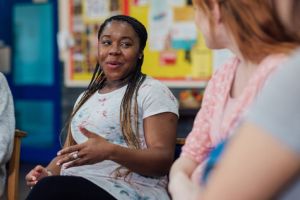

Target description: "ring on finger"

left=71, top=151, right=79, bottom=160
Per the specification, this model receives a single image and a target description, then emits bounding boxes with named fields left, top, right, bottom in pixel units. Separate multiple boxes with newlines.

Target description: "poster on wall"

left=82, top=0, right=122, bottom=23
left=59, top=0, right=124, bottom=87
left=60, top=0, right=212, bottom=87
left=130, top=1, right=212, bottom=87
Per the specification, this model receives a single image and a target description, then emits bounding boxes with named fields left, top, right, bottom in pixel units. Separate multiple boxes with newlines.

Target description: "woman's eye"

left=101, top=40, right=111, bottom=45
left=120, top=42, right=132, bottom=48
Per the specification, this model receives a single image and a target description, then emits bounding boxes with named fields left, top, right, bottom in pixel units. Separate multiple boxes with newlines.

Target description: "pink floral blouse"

left=181, top=54, right=288, bottom=180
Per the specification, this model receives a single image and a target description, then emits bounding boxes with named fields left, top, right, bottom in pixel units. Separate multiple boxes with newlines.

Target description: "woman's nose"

left=109, top=44, right=121, bottom=55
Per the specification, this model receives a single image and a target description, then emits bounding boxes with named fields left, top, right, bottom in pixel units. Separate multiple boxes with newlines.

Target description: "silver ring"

left=72, top=152, right=78, bottom=159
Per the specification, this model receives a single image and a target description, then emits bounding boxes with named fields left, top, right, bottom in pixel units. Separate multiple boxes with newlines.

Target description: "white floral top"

left=61, top=76, right=179, bottom=200
left=0, top=72, right=15, bottom=198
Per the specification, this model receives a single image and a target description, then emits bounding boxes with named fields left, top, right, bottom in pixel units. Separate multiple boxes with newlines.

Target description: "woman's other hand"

left=25, top=165, right=49, bottom=187
left=56, top=127, right=113, bottom=168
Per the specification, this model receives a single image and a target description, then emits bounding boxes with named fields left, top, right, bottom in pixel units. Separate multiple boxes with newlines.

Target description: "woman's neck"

left=228, top=42, right=257, bottom=70
left=230, top=59, right=257, bottom=98
left=106, top=79, right=128, bottom=89
left=229, top=44, right=259, bottom=98
left=99, top=78, right=129, bottom=93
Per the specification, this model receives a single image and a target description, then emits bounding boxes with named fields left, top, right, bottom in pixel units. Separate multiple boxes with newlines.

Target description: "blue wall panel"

left=3, top=0, right=62, bottom=164
left=13, top=4, right=54, bottom=85
left=15, top=100, right=54, bottom=148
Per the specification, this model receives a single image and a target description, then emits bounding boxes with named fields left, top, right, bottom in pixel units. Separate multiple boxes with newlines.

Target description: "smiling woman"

left=98, top=20, right=141, bottom=87
left=25, top=15, right=179, bottom=200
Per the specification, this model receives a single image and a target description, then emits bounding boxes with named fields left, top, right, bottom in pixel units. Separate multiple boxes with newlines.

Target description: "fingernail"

left=56, top=162, right=60, bottom=166
left=32, top=176, right=36, bottom=181
left=57, top=151, right=61, bottom=156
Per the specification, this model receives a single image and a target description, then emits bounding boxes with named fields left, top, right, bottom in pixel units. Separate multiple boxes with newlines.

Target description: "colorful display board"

left=60, top=0, right=212, bottom=87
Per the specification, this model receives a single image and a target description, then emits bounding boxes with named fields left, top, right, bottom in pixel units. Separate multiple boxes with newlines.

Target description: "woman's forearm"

left=109, top=144, right=174, bottom=176
left=46, top=156, right=63, bottom=175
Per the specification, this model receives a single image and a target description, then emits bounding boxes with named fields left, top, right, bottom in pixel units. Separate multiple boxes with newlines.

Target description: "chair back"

left=7, top=129, right=27, bottom=200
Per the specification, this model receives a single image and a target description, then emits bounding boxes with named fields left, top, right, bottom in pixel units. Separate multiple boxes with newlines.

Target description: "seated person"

left=169, top=0, right=300, bottom=199
left=169, top=0, right=299, bottom=198
left=25, top=15, right=179, bottom=200
left=0, top=72, right=15, bottom=198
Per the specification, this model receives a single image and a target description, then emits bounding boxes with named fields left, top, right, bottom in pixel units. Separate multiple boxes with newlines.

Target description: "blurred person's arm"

left=201, top=49, right=300, bottom=200
left=200, top=122, right=300, bottom=200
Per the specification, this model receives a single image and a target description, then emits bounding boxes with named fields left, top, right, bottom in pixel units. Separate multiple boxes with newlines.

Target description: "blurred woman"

left=169, top=0, right=300, bottom=199
left=191, top=0, right=300, bottom=199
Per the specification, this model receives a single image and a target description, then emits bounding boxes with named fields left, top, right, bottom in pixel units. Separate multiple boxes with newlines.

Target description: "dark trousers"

left=26, top=176, right=116, bottom=200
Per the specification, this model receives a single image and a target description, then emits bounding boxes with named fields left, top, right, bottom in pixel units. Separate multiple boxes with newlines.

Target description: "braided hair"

left=64, top=15, right=148, bottom=155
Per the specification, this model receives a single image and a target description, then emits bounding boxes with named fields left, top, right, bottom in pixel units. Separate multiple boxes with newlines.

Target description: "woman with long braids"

left=25, top=15, right=178, bottom=200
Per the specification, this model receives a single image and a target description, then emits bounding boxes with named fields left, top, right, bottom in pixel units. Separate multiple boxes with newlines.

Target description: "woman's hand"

left=169, top=172, right=202, bottom=200
left=168, top=156, right=200, bottom=200
left=25, top=165, right=49, bottom=187
left=56, top=127, right=114, bottom=168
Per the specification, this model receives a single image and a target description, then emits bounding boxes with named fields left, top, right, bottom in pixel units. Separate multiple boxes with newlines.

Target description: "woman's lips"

left=106, top=61, right=122, bottom=69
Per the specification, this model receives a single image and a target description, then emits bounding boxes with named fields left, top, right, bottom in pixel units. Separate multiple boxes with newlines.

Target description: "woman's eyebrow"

left=120, top=36, right=134, bottom=41
left=100, top=35, right=111, bottom=39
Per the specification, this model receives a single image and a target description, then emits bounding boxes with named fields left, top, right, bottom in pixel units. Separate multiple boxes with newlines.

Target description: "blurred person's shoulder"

left=0, top=72, right=6, bottom=82
left=262, top=47, right=300, bottom=90
left=0, top=72, right=10, bottom=91
left=285, top=47, right=300, bottom=68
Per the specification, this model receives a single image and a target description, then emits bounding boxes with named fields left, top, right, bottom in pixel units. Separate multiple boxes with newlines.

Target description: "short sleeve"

left=246, top=50, right=300, bottom=155
left=138, top=78, right=179, bottom=118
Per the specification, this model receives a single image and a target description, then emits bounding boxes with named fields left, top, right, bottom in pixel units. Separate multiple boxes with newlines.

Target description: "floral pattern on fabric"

left=181, top=54, right=288, bottom=172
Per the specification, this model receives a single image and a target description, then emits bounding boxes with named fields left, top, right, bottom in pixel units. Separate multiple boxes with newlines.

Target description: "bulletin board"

left=59, top=0, right=212, bottom=87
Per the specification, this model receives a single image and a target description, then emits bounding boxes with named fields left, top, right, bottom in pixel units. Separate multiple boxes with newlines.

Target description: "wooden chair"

left=7, top=129, right=27, bottom=200
left=176, top=137, right=186, bottom=145
left=174, top=137, right=186, bottom=160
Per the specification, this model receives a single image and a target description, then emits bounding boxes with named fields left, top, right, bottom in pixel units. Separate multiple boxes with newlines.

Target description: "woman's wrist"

left=108, top=142, right=126, bottom=162
left=46, top=168, right=53, bottom=176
